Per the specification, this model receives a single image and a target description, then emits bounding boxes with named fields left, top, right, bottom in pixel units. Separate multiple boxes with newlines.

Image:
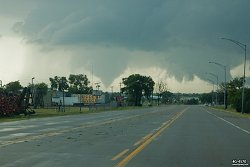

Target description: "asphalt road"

left=0, top=105, right=249, bottom=167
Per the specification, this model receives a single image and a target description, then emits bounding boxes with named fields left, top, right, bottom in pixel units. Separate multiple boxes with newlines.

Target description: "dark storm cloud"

left=13, top=0, right=250, bottom=84
left=0, top=0, right=36, bottom=17
left=16, top=0, right=167, bottom=49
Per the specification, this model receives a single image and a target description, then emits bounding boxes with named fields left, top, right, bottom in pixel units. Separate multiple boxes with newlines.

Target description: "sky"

left=0, top=0, right=250, bottom=93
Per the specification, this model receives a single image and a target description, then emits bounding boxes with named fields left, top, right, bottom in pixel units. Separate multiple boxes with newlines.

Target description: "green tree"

left=49, top=76, right=69, bottom=91
left=161, top=91, right=174, bottom=104
left=0, top=87, right=5, bottom=93
left=244, top=88, right=250, bottom=113
left=227, top=77, right=243, bottom=93
left=68, top=74, right=92, bottom=94
left=122, top=74, right=155, bottom=106
left=219, top=77, right=250, bottom=113
left=49, top=76, right=69, bottom=111
left=227, top=77, right=243, bottom=111
left=5, top=81, right=23, bottom=94
left=199, top=93, right=213, bottom=104
left=31, top=83, right=48, bottom=108
left=185, top=98, right=199, bottom=105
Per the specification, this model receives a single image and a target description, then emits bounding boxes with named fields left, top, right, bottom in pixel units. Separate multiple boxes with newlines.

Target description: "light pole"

left=32, top=77, right=35, bottom=106
left=119, top=82, right=122, bottom=95
left=209, top=61, right=227, bottom=109
left=0, top=80, right=2, bottom=87
left=111, top=86, right=113, bottom=102
left=221, top=38, right=247, bottom=114
left=206, top=72, right=218, bottom=105
left=61, top=78, right=66, bottom=112
left=207, top=79, right=215, bottom=105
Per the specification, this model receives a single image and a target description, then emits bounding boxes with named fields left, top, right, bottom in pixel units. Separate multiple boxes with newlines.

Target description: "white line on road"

left=0, top=112, right=157, bottom=148
left=0, top=128, right=22, bottom=132
left=206, top=110, right=250, bottom=135
left=0, top=133, right=34, bottom=140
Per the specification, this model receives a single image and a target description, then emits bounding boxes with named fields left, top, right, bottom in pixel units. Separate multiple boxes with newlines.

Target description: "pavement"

left=0, top=105, right=249, bottom=167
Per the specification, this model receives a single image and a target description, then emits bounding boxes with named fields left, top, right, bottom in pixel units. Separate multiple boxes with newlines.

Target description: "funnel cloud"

left=0, top=0, right=250, bottom=91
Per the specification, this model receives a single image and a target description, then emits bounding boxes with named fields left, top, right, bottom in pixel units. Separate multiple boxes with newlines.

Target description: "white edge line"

left=206, top=110, right=250, bottom=135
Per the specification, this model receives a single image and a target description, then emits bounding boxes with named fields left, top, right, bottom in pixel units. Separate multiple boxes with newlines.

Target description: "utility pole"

left=207, top=79, right=215, bottom=105
left=119, top=82, right=122, bottom=95
left=209, top=62, right=227, bottom=109
left=221, top=37, right=247, bottom=114
left=92, top=64, right=93, bottom=88
left=60, top=78, right=66, bottom=112
left=111, top=86, right=113, bottom=102
left=206, top=72, right=219, bottom=105
left=32, top=77, right=35, bottom=107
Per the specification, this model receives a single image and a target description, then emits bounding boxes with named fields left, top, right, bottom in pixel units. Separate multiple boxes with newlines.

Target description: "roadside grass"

left=211, top=106, right=250, bottom=118
left=0, top=106, right=147, bottom=123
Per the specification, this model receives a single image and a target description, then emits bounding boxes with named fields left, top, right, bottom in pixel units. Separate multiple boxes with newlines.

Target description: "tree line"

left=199, top=77, right=250, bottom=113
left=1, top=74, right=249, bottom=111
left=0, top=73, right=171, bottom=107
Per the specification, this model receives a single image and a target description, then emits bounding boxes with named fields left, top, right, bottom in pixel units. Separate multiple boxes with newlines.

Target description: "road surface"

left=0, top=105, right=249, bottom=167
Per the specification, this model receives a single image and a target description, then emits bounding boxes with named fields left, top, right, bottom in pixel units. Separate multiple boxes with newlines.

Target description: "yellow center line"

left=133, top=132, right=154, bottom=146
left=115, top=107, right=188, bottom=167
left=112, top=149, right=130, bottom=161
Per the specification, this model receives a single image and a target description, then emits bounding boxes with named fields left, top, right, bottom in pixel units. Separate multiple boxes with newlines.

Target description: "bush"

left=231, top=88, right=250, bottom=113
left=244, top=89, right=250, bottom=113
left=245, top=100, right=250, bottom=113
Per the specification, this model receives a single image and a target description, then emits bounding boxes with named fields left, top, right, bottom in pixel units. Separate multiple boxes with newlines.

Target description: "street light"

left=32, top=77, right=35, bottom=106
left=209, top=61, right=227, bottom=109
left=0, top=80, right=2, bottom=87
left=206, top=72, right=218, bottom=105
left=221, top=37, right=247, bottom=114
left=207, top=79, right=215, bottom=105
left=111, top=86, right=114, bottom=102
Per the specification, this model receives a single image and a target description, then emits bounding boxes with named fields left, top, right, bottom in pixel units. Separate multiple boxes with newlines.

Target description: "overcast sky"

left=0, top=0, right=250, bottom=93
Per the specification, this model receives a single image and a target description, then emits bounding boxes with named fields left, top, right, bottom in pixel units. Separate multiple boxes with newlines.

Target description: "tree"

left=185, top=98, right=199, bottom=105
left=244, top=88, right=250, bottom=113
left=49, top=76, right=69, bottom=111
left=161, top=91, right=174, bottom=104
left=0, top=87, right=4, bottom=93
left=49, top=76, right=69, bottom=91
left=121, top=74, right=155, bottom=106
left=199, top=93, right=213, bottom=104
left=31, top=83, right=48, bottom=108
left=155, top=81, right=168, bottom=105
left=5, top=81, right=23, bottom=94
left=218, top=77, right=250, bottom=113
left=227, top=77, right=243, bottom=93
left=226, top=77, right=243, bottom=111
left=68, top=74, right=92, bottom=94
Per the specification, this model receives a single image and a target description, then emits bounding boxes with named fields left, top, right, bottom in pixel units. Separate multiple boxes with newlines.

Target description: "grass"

left=0, top=105, right=147, bottom=123
left=212, top=106, right=250, bottom=118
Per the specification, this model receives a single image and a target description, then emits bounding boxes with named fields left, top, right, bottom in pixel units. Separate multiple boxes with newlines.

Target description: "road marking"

left=206, top=110, right=250, bottom=135
left=0, top=125, right=38, bottom=133
left=0, top=128, right=22, bottom=132
left=112, top=149, right=130, bottom=161
left=0, top=108, right=176, bottom=148
left=133, top=132, right=154, bottom=146
left=115, top=107, right=188, bottom=167
left=0, top=132, right=62, bottom=147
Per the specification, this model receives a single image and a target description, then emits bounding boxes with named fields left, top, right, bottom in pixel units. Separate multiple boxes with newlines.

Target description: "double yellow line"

left=113, top=107, right=188, bottom=167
